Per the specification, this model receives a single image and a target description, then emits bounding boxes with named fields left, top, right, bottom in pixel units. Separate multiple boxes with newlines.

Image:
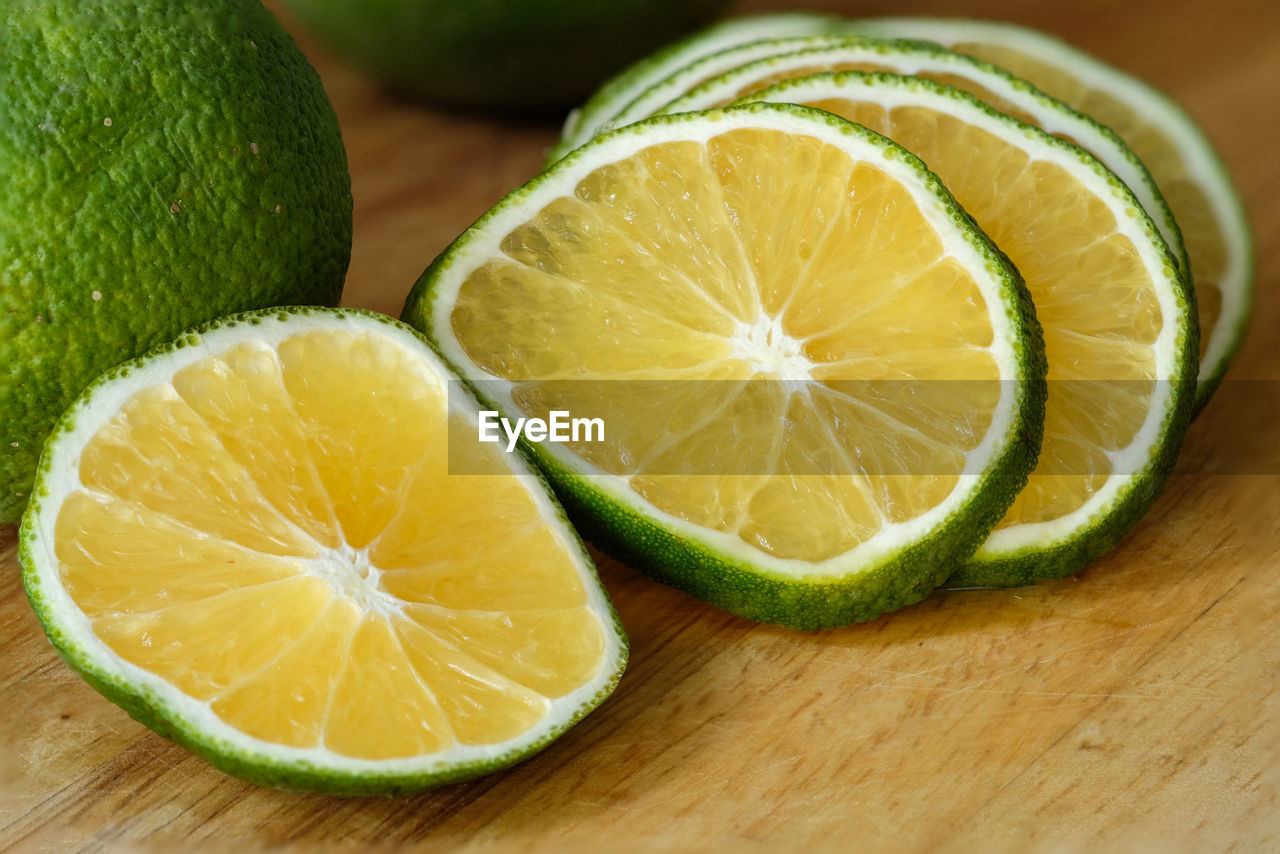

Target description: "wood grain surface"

left=2, top=0, right=1277, bottom=851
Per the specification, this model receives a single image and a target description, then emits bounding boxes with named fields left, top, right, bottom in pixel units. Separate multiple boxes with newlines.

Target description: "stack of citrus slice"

left=554, top=17, right=1250, bottom=415
left=655, top=36, right=1189, bottom=283
left=552, top=13, right=862, bottom=161
left=538, top=13, right=1249, bottom=590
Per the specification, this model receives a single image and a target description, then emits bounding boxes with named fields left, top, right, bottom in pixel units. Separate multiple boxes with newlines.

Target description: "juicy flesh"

left=803, top=98, right=1161, bottom=526
left=953, top=41, right=1223, bottom=364
left=56, top=329, right=605, bottom=759
left=450, top=128, right=1002, bottom=562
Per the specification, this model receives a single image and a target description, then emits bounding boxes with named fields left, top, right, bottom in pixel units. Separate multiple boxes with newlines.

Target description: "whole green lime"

left=281, top=0, right=731, bottom=111
left=1, top=0, right=353, bottom=523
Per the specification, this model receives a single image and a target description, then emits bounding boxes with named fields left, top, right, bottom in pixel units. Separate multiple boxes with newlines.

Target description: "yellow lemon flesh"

left=21, top=309, right=626, bottom=794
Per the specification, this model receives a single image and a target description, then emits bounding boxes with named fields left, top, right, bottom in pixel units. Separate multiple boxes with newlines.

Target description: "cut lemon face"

left=551, top=13, right=857, bottom=164
left=19, top=308, right=626, bottom=795
left=407, top=105, right=1046, bottom=628
left=744, top=73, right=1197, bottom=586
left=851, top=17, right=1252, bottom=414
left=657, top=36, right=1188, bottom=285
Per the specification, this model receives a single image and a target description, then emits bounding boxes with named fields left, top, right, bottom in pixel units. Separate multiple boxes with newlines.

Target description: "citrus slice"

left=851, top=17, right=1252, bottom=414
left=19, top=308, right=626, bottom=795
left=743, top=73, right=1197, bottom=587
left=590, top=35, right=856, bottom=145
left=550, top=13, right=856, bottom=163
left=657, top=36, right=1189, bottom=284
left=406, top=104, right=1047, bottom=628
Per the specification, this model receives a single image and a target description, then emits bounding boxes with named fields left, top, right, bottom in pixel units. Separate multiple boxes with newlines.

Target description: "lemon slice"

left=743, top=73, right=1196, bottom=586
left=591, top=35, right=856, bottom=143
left=551, top=13, right=856, bottom=163
left=407, top=105, right=1046, bottom=628
left=851, top=17, right=1252, bottom=414
left=656, top=36, right=1189, bottom=285
left=19, top=308, right=626, bottom=794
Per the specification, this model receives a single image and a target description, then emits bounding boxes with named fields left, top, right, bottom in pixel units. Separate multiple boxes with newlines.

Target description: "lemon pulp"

left=946, top=42, right=1221, bottom=366
left=55, top=327, right=606, bottom=759
left=449, top=127, right=1004, bottom=562
left=790, top=94, right=1161, bottom=527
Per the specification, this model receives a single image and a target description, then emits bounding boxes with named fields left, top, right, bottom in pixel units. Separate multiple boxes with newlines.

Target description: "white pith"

left=745, top=76, right=1187, bottom=558
left=309, top=542, right=403, bottom=619
left=25, top=311, right=625, bottom=777
left=561, top=14, right=854, bottom=153
left=851, top=16, right=1252, bottom=396
left=430, top=109, right=1029, bottom=579
left=656, top=38, right=1185, bottom=275
left=728, top=315, right=817, bottom=383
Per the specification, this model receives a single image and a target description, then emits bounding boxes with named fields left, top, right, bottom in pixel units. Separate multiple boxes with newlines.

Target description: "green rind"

left=1, top=0, right=353, bottom=523
left=733, top=71, right=1198, bottom=588
left=949, top=219, right=1198, bottom=588
left=549, top=12, right=855, bottom=164
left=661, top=36, right=1191, bottom=287
left=406, top=103, right=1049, bottom=629
left=19, top=306, right=628, bottom=797
left=1186, top=149, right=1254, bottom=417
left=944, top=389, right=1191, bottom=590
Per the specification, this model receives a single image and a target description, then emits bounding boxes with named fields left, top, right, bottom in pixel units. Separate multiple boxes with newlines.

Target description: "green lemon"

left=1, top=0, right=353, bottom=522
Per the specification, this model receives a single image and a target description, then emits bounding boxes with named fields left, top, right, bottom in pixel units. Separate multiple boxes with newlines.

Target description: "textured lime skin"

left=0, top=0, right=353, bottom=523
left=282, top=0, right=729, bottom=111
left=404, top=105, right=1049, bottom=629
left=20, top=307, right=628, bottom=796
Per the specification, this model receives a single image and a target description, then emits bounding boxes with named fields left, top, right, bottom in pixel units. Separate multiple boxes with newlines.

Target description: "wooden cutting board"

left=2, top=0, right=1276, bottom=850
